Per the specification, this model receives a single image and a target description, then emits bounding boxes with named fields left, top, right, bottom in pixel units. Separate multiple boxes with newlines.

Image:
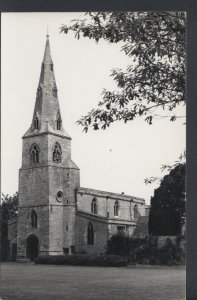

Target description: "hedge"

left=107, top=234, right=185, bottom=265
left=34, top=254, right=128, bottom=267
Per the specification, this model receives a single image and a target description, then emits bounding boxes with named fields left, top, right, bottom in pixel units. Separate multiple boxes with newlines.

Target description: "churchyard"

left=0, top=262, right=185, bottom=300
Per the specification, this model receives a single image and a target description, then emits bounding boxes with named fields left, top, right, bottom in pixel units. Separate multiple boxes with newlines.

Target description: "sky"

left=1, top=13, right=186, bottom=204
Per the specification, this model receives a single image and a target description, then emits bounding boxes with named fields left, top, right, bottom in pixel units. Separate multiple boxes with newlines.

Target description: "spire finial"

left=46, top=26, right=49, bottom=39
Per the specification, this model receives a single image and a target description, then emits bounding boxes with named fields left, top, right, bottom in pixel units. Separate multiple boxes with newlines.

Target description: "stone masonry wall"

left=17, top=205, right=49, bottom=258
left=17, top=130, right=79, bottom=258
left=75, top=214, right=108, bottom=255
left=77, top=188, right=145, bottom=221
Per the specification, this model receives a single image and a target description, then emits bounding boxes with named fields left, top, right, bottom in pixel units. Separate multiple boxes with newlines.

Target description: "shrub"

left=34, top=254, right=128, bottom=267
left=106, top=234, right=185, bottom=265
left=106, top=234, right=130, bottom=257
left=77, top=249, right=87, bottom=255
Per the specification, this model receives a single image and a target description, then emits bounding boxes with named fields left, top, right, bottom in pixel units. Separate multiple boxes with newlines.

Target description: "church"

left=16, top=35, right=150, bottom=260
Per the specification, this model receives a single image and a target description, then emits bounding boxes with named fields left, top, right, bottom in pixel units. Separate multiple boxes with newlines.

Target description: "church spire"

left=23, top=35, right=70, bottom=139
left=43, top=30, right=52, bottom=63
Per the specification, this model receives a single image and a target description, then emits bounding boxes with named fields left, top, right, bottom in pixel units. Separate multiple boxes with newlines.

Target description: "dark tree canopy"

left=0, top=193, right=18, bottom=260
left=61, top=12, right=186, bottom=131
left=148, top=163, right=185, bottom=236
left=1, top=192, right=18, bottom=221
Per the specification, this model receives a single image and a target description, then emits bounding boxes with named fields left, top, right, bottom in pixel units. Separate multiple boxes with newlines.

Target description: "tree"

left=61, top=12, right=186, bottom=131
left=1, top=192, right=18, bottom=221
left=148, top=163, right=185, bottom=236
left=0, top=192, right=18, bottom=260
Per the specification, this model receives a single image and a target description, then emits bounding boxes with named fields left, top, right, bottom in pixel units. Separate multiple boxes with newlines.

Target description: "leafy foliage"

left=145, top=150, right=186, bottom=184
left=1, top=192, right=18, bottom=221
left=0, top=192, right=18, bottom=260
left=106, top=234, right=131, bottom=257
left=34, top=254, right=128, bottom=267
left=148, top=163, right=185, bottom=235
left=107, top=235, right=185, bottom=265
left=61, top=12, right=186, bottom=131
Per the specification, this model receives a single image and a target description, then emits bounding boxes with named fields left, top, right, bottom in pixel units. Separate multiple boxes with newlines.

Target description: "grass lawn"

left=0, top=262, right=185, bottom=300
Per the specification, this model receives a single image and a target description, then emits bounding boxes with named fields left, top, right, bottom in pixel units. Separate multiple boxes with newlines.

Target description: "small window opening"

left=50, top=63, right=53, bottom=71
left=114, top=201, right=119, bottom=217
left=52, top=86, right=57, bottom=97
left=63, top=248, right=69, bottom=255
left=53, top=143, right=62, bottom=163
left=37, top=86, right=42, bottom=97
left=56, top=116, right=61, bottom=130
left=87, top=222, right=94, bottom=245
left=31, top=210, right=37, bottom=228
left=91, top=198, right=97, bottom=214
left=56, top=191, right=63, bottom=202
left=71, top=246, right=75, bottom=254
left=34, top=116, right=39, bottom=130
left=134, top=204, right=139, bottom=219
left=117, top=225, right=125, bottom=234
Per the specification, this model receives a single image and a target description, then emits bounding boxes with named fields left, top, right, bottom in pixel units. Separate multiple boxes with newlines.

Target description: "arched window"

left=114, top=201, right=119, bottom=217
left=30, top=144, right=39, bottom=164
left=91, top=198, right=97, bottom=214
left=33, top=116, right=39, bottom=130
left=31, top=210, right=37, bottom=228
left=134, top=204, right=139, bottom=219
left=53, top=142, right=62, bottom=163
left=87, top=222, right=94, bottom=245
left=56, top=113, right=61, bottom=130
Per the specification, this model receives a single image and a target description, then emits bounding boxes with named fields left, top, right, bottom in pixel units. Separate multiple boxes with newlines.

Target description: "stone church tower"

left=17, top=35, right=80, bottom=260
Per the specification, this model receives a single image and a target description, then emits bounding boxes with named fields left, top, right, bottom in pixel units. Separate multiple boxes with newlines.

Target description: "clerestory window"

left=91, top=198, right=97, bottom=214
left=114, top=201, right=119, bottom=217
left=134, top=204, right=139, bottom=219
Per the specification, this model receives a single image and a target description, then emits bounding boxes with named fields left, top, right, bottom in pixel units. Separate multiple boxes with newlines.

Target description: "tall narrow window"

left=114, top=201, right=119, bottom=217
left=30, top=144, right=39, bottom=164
left=56, top=114, right=61, bottom=130
left=34, top=116, right=39, bottom=130
left=53, top=142, right=62, bottom=163
left=134, top=204, right=139, bottom=219
left=91, top=198, right=97, bottom=214
left=50, top=63, right=53, bottom=71
left=87, top=222, right=94, bottom=245
left=31, top=210, right=37, bottom=228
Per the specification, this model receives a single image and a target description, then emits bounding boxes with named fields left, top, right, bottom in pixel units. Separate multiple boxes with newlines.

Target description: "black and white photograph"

left=1, top=12, right=186, bottom=300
